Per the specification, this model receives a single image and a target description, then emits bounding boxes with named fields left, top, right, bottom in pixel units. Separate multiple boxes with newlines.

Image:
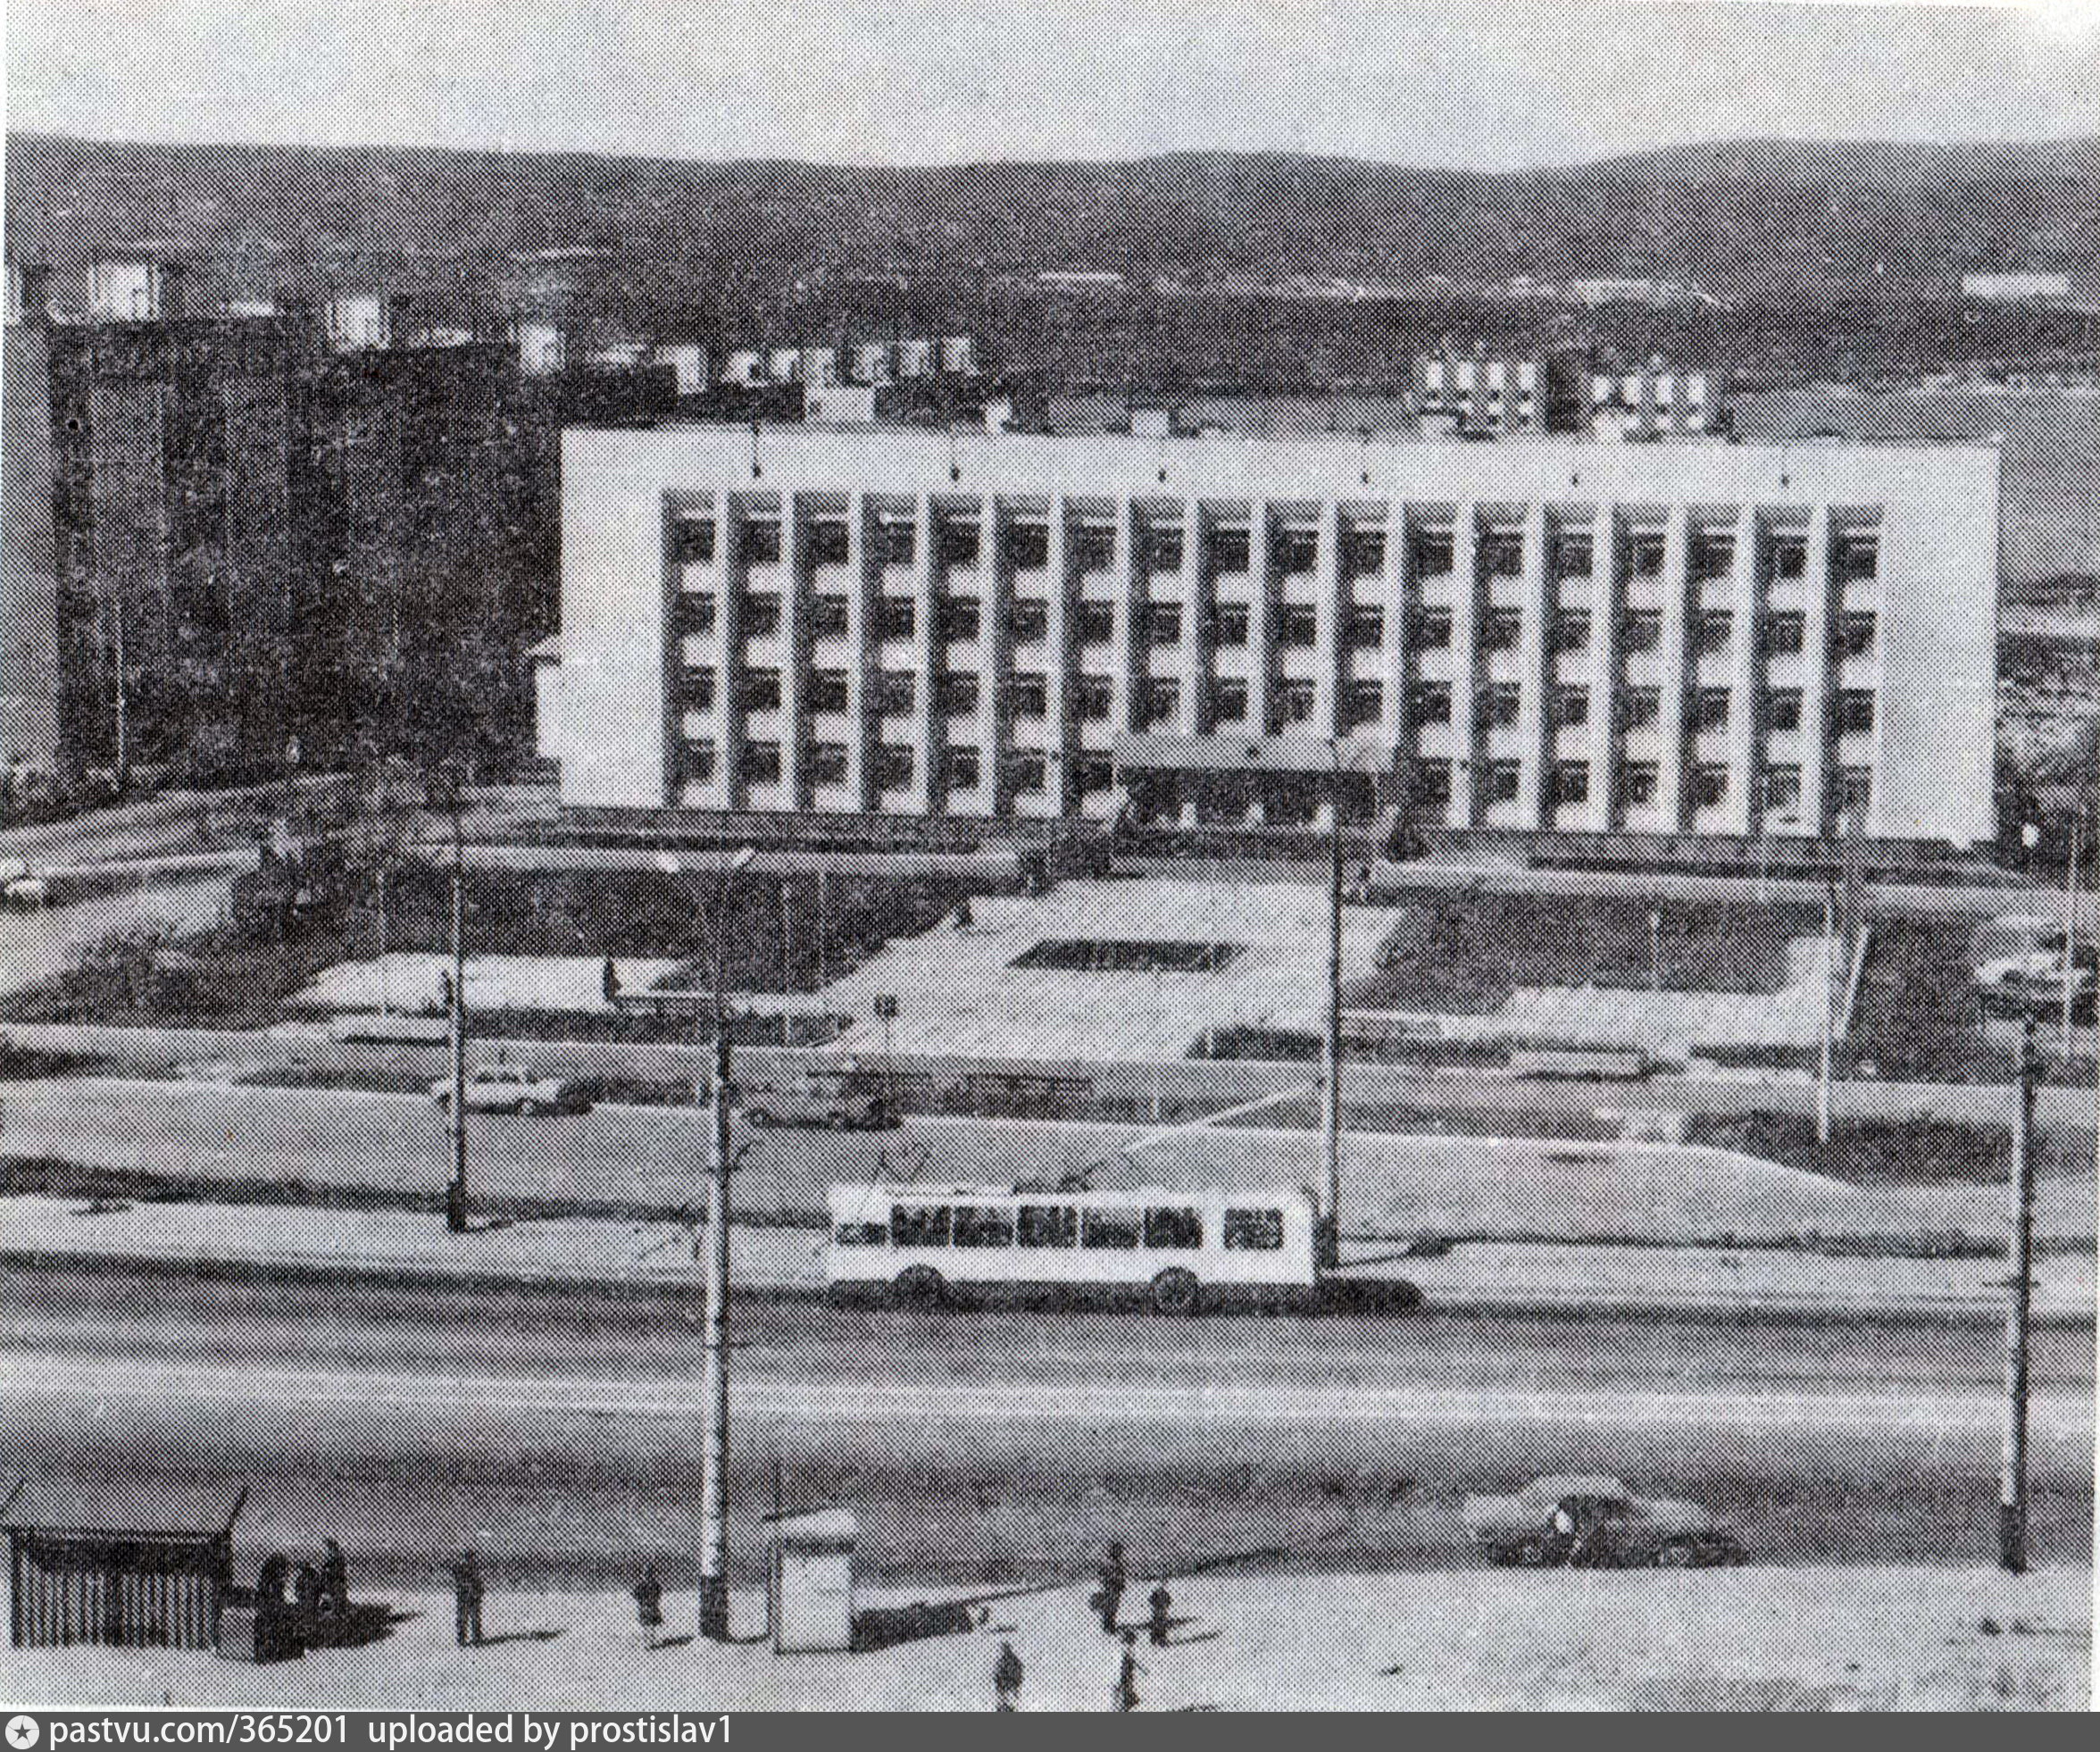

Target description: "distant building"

left=1962, top=271, right=2074, bottom=303
left=654, top=342, right=710, bottom=397
left=517, top=318, right=568, bottom=377
left=326, top=292, right=396, bottom=353
left=540, top=422, right=1999, bottom=848
left=1588, top=360, right=1727, bottom=439
left=3, top=263, right=62, bottom=772
left=1415, top=346, right=1588, bottom=435
left=87, top=258, right=186, bottom=323
left=804, top=380, right=878, bottom=425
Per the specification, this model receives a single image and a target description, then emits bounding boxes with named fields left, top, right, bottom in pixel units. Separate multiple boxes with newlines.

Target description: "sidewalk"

left=1, top=1564, right=2086, bottom=1710
left=4, top=1195, right=2090, bottom=1319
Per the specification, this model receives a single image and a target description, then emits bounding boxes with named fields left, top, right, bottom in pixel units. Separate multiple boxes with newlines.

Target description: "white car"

left=0, top=858, right=48, bottom=907
left=1974, top=934, right=2098, bottom=1016
left=430, top=1065, right=590, bottom=1116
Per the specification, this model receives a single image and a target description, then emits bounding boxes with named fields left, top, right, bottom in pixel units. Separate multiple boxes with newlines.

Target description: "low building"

left=1962, top=271, right=2075, bottom=302
left=538, top=422, right=2000, bottom=849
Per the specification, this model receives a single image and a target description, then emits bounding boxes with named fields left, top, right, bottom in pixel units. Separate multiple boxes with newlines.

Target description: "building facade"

left=1415, top=347, right=1587, bottom=435
left=3, top=265, right=62, bottom=772
left=541, top=424, right=2000, bottom=846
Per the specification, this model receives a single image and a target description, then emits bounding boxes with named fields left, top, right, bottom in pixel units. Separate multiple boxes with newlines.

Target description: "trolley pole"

left=2000, top=1019, right=2038, bottom=1573
left=1321, top=745, right=1345, bottom=1269
left=445, top=791, right=468, bottom=1234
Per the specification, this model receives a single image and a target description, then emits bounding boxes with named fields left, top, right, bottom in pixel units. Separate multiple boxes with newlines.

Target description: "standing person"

left=293, top=1563, right=322, bottom=1651
left=452, top=1547, right=486, bottom=1647
left=631, top=1564, right=664, bottom=1650
left=1147, top=1581, right=1172, bottom=1648
left=321, top=1539, right=348, bottom=1618
left=1113, top=1630, right=1146, bottom=1712
left=993, top=1639, right=1024, bottom=1711
left=602, top=956, right=621, bottom=1005
left=1092, top=1540, right=1126, bottom=1634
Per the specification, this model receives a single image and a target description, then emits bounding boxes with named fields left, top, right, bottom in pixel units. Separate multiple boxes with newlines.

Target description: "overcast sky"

left=5, top=0, right=2096, bottom=169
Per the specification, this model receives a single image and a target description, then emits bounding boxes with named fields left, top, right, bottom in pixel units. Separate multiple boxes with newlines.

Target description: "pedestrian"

left=602, top=956, right=621, bottom=1004
left=321, top=1539, right=348, bottom=1617
left=292, top=1563, right=321, bottom=1655
left=255, top=1554, right=292, bottom=1663
left=1147, top=1581, right=1172, bottom=1648
left=453, top=1547, right=486, bottom=1647
left=1092, top=1540, right=1126, bottom=1633
left=1113, top=1630, right=1146, bottom=1712
left=993, top=1639, right=1024, bottom=1712
left=632, top=1564, right=664, bottom=1650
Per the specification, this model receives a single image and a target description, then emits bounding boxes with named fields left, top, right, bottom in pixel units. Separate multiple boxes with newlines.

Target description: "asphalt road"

left=3, top=1262, right=2090, bottom=1587
left=3, top=1075, right=2086, bottom=1242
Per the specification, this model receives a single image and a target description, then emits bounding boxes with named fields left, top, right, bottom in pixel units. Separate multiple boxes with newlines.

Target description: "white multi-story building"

left=538, top=424, right=2000, bottom=846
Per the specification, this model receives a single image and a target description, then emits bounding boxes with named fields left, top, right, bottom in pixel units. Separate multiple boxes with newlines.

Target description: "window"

left=1621, top=762, right=1660, bottom=806
left=1554, top=686, right=1589, bottom=729
left=943, top=747, right=979, bottom=790
left=1414, top=760, right=1453, bottom=807
left=1214, top=603, right=1250, bottom=647
left=1769, top=536, right=1806, bottom=580
left=743, top=740, right=782, bottom=783
left=1697, top=610, right=1733, bottom=655
left=1762, top=766, right=1802, bottom=813
left=878, top=597, right=916, bottom=640
left=1693, top=537, right=1735, bottom=582
left=1693, top=764, right=1729, bottom=808
left=1764, top=610, right=1804, bottom=655
left=1627, top=532, right=1667, bottom=578
left=1209, top=527, right=1251, bottom=573
left=1272, top=526, right=1319, bottom=573
left=742, top=594, right=782, bottom=638
left=1695, top=688, right=1730, bottom=731
left=877, top=745, right=916, bottom=790
left=811, top=742, right=849, bottom=785
left=741, top=520, right=781, bottom=564
left=1838, top=611, right=1878, bottom=658
left=1142, top=678, right=1180, bottom=729
left=833, top=1221, right=886, bottom=1247
left=1276, top=604, right=1318, bottom=647
left=1011, top=673, right=1048, bottom=719
left=1838, top=765, right=1872, bottom=815
left=1005, top=522, right=1048, bottom=569
left=1833, top=534, right=1879, bottom=582
left=1554, top=610, right=1591, bottom=654
left=1079, top=600, right=1117, bottom=645
left=744, top=669, right=783, bottom=711
left=1144, top=1206, right=1203, bottom=1249
left=1479, top=532, right=1524, bottom=578
left=1081, top=1208, right=1141, bottom=1250
left=1555, top=533, right=1594, bottom=579
left=940, top=597, right=982, bottom=641
left=1074, top=523, right=1116, bottom=571
left=670, top=518, right=716, bottom=563
left=1272, top=680, right=1315, bottom=727
left=687, top=668, right=717, bottom=709
left=1479, top=683, right=1521, bottom=730
left=1009, top=750, right=1048, bottom=793
left=1344, top=680, right=1383, bottom=728
left=1343, top=528, right=1387, bottom=579
left=1345, top=607, right=1384, bottom=651
left=1412, top=530, right=1455, bottom=577
left=1212, top=679, right=1249, bottom=723
left=1836, top=689, right=1875, bottom=735
left=1485, top=760, right=1522, bottom=804
left=1140, top=523, right=1185, bottom=572
left=938, top=672, right=980, bottom=715
left=1768, top=688, right=1803, bottom=732
left=1009, top=598, right=1048, bottom=642
left=808, top=669, right=848, bottom=713
left=1621, top=610, right=1662, bottom=653
left=1223, top=1207, right=1284, bottom=1251
left=808, top=521, right=850, bottom=565
left=685, top=740, right=717, bottom=781
left=952, top=1206, right=1015, bottom=1247
left=810, top=595, right=849, bottom=637
left=938, top=520, right=980, bottom=568
left=681, top=595, right=718, bottom=635
left=1413, top=605, right=1453, bottom=650
left=890, top=1204, right=950, bottom=1247
left=1078, top=675, right=1113, bottom=721
left=1412, top=681, right=1453, bottom=724
left=1482, top=608, right=1522, bottom=653
left=1553, top=761, right=1590, bottom=805
left=1146, top=602, right=1183, bottom=647
left=1075, top=755, right=1113, bottom=795
left=1621, top=687, right=1662, bottom=730
left=878, top=671, right=916, bottom=714
left=1018, top=1205, right=1078, bottom=1248
left=874, top=518, right=916, bottom=566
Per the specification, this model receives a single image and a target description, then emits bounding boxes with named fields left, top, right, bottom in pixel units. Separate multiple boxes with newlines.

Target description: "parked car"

left=738, top=1068, right=894, bottom=1130
left=430, top=1064, right=591, bottom=1116
left=0, top=858, right=49, bottom=907
left=1974, top=933, right=2098, bottom=1017
left=1462, top=1475, right=1745, bottom=1568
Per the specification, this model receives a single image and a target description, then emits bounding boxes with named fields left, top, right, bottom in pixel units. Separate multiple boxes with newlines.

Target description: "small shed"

left=769, top=1509, right=856, bottom=1654
left=4, top=1480, right=245, bottom=1650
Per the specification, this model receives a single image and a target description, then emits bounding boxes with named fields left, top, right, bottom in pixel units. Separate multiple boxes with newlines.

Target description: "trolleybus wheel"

left=1150, top=1268, right=1200, bottom=1316
left=893, top=1265, right=946, bottom=1309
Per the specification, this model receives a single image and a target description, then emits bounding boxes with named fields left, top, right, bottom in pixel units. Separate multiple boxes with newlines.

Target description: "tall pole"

left=2061, top=807, right=2081, bottom=1064
left=2000, top=1018, right=2038, bottom=1573
left=1321, top=747, right=1344, bottom=1268
left=1817, top=882, right=1836, bottom=1147
left=699, top=941, right=732, bottom=1639
left=446, top=800, right=468, bottom=1234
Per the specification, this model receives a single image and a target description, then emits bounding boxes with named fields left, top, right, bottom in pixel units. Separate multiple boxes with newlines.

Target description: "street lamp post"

left=656, top=845, right=754, bottom=1642
left=423, top=770, right=471, bottom=1235
left=1321, top=739, right=1346, bottom=1268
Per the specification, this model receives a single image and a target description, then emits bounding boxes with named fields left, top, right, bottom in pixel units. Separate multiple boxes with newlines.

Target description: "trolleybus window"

left=891, top=1205, right=951, bottom=1247
left=1081, top=1208, right=1141, bottom=1249
left=1018, top=1205, right=1078, bottom=1248
left=1223, top=1208, right=1285, bottom=1250
left=1144, top=1207, right=1203, bottom=1249
left=953, top=1206, right=1017, bottom=1247
left=834, top=1221, right=888, bottom=1247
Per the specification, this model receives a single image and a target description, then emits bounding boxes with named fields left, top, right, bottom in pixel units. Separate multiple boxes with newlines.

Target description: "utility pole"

left=1321, top=743, right=1345, bottom=1269
left=2062, top=805, right=2082, bottom=1064
left=446, top=790, right=468, bottom=1234
left=1817, top=880, right=1837, bottom=1147
left=2000, top=1018, right=2038, bottom=1574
